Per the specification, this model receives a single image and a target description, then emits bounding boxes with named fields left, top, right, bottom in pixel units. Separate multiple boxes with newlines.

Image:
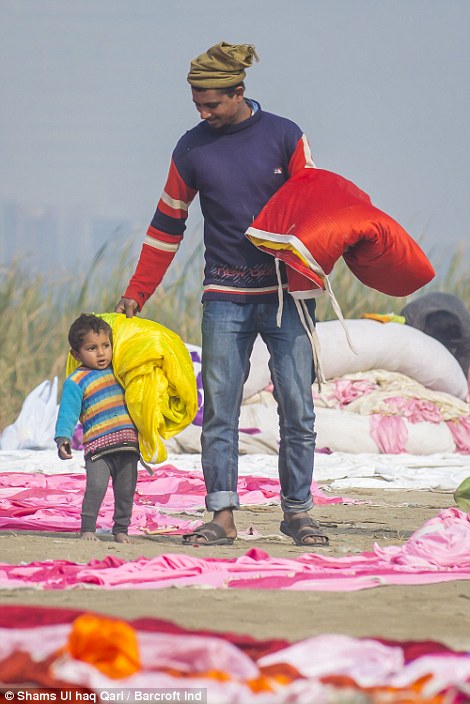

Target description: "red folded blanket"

left=246, top=169, right=435, bottom=297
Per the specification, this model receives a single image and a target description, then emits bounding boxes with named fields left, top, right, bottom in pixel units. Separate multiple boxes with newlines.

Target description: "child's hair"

left=68, top=313, right=113, bottom=352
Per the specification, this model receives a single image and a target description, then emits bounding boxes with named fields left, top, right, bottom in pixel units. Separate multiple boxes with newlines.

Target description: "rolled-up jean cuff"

left=280, top=493, right=314, bottom=514
left=205, top=491, right=240, bottom=512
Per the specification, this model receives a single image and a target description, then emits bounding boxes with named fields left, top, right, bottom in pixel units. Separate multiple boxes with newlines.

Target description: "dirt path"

left=1, top=488, right=469, bottom=649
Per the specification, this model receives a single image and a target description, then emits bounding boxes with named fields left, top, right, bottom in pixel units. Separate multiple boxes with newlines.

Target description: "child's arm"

left=54, top=379, right=83, bottom=460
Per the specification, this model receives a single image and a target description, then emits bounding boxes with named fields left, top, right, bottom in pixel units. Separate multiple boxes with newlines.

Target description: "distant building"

left=0, top=199, right=135, bottom=275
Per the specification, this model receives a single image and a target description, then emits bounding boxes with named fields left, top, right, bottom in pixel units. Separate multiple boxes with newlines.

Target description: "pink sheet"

left=369, top=414, right=409, bottom=453
left=0, top=607, right=469, bottom=700
left=0, top=465, right=346, bottom=535
left=316, top=376, right=470, bottom=454
left=447, top=416, right=470, bottom=453
left=1, top=508, right=469, bottom=591
left=324, top=378, right=378, bottom=408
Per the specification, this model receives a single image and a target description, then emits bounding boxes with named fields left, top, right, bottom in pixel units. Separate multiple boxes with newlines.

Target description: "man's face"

left=191, top=88, right=247, bottom=129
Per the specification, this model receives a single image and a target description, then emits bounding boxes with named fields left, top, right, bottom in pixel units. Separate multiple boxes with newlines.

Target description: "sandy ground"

left=1, top=487, right=469, bottom=650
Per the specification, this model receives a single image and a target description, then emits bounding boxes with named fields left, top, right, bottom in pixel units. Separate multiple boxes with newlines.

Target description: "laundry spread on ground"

left=0, top=605, right=469, bottom=702
left=0, top=463, right=347, bottom=535
left=1, top=447, right=469, bottom=492
left=0, top=508, right=469, bottom=591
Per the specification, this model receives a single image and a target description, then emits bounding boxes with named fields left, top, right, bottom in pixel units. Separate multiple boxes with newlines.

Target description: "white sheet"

left=1, top=449, right=468, bottom=492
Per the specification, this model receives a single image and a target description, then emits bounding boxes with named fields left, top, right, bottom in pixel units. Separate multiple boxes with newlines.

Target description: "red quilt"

left=246, top=169, right=435, bottom=297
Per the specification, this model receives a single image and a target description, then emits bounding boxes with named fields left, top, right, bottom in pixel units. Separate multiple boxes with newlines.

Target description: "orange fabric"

left=66, top=613, right=141, bottom=679
left=247, top=662, right=304, bottom=692
left=321, top=673, right=446, bottom=703
left=362, top=313, right=406, bottom=324
left=246, top=169, right=435, bottom=297
left=161, top=667, right=232, bottom=682
left=0, top=650, right=74, bottom=689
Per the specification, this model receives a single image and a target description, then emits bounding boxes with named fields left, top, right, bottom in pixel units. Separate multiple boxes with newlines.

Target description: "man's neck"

left=232, top=99, right=253, bottom=125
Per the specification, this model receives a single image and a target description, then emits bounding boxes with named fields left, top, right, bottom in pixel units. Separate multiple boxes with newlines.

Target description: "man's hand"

left=114, top=297, right=140, bottom=318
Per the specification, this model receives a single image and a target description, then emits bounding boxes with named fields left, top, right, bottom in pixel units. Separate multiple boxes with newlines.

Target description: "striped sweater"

left=124, top=100, right=315, bottom=308
left=55, top=367, right=138, bottom=459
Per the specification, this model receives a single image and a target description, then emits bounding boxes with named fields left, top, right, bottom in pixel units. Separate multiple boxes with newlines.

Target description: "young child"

left=55, top=313, right=139, bottom=543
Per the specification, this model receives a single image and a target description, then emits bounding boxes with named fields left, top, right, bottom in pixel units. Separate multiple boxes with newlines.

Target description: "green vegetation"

left=1, top=242, right=468, bottom=432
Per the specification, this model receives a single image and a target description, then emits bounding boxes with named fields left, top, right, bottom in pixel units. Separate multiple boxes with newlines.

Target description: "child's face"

left=72, top=330, right=113, bottom=370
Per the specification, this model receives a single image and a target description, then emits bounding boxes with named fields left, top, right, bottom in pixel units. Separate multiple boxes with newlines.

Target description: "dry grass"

left=0, top=241, right=468, bottom=432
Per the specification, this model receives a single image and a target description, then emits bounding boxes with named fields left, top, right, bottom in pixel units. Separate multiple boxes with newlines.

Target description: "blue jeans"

left=201, top=296, right=316, bottom=514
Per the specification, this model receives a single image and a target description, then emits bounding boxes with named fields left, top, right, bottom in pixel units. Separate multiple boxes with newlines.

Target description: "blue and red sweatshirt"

left=124, top=100, right=315, bottom=307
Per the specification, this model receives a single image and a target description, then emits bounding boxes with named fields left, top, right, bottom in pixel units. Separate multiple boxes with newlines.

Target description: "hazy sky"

left=1, top=0, right=469, bottom=274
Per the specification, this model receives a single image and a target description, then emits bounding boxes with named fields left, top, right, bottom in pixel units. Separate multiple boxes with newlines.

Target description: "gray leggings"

left=82, top=452, right=138, bottom=535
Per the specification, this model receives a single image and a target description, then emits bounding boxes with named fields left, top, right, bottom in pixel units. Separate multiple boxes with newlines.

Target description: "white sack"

left=165, top=397, right=280, bottom=455
left=206, top=320, right=469, bottom=402
left=186, top=338, right=272, bottom=403
left=0, top=379, right=58, bottom=450
left=317, top=320, right=468, bottom=400
left=243, top=336, right=272, bottom=400
left=314, top=406, right=456, bottom=455
left=166, top=395, right=459, bottom=456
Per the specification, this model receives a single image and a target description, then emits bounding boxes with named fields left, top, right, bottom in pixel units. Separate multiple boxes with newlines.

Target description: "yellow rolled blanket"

left=66, top=313, right=198, bottom=464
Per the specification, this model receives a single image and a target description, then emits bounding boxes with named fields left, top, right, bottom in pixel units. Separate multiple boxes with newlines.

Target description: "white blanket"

left=1, top=449, right=468, bottom=492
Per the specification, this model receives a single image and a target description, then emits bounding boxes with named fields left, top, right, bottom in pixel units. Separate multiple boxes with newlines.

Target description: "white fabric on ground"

left=1, top=449, right=469, bottom=492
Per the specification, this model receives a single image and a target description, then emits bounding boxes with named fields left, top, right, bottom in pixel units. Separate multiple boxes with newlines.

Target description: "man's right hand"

left=114, top=297, right=140, bottom=318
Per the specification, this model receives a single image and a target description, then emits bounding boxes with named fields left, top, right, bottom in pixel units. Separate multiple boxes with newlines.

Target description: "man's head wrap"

left=187, top=41, right=259, bottom=89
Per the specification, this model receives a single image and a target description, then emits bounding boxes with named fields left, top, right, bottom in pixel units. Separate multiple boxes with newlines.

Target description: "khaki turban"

left=187, top=41, right=259, bottom=89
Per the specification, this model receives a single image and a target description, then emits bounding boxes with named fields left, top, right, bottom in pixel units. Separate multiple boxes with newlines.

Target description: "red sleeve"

left=288, top=134, right=316, bottom=177
left=123, top=160, right=197, bottom=309
left=123, top=227, right=183, bottom=308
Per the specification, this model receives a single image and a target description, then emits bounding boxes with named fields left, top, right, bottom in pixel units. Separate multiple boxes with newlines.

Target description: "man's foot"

left=80, top=532, right=99, bottom=542
left=182, top=509, right=237, bottom=546
left=280, top=511, right=329, bottom=547
left=114, top=533, right=133, bottom=543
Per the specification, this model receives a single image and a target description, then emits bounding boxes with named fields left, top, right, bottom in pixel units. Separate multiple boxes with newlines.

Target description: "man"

left=115, top=41, right=328, bottom=547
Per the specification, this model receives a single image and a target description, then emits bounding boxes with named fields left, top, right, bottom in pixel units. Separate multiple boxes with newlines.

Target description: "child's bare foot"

left=114, top=533, right=133, bottom=543
left=80, top=532, right=99, bottom=541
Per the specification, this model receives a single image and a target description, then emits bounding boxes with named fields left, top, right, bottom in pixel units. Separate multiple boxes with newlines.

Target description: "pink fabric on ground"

left=0, top=469, right=200, bottom=535
left=320, top=379, right=378, bottom=409
left=259, top=634, right=404, bottom=684
left=369, top=414, right=408, bottom=453
left=374, top=506, right=470, bottom=569
left=0, top=467, right=347, bottom=535
left=446, top=416, right=470, bottom=453
left=0, top=508, right=469, bottom=592
left=383, top=396, right=443, bottom=424
left=0, top=612, right=469, bottom=700
left=258, top=634, right=470, bottom=693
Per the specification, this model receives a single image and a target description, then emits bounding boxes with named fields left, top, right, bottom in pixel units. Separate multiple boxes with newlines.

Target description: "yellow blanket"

left=66, top=313, right=198, bottom=464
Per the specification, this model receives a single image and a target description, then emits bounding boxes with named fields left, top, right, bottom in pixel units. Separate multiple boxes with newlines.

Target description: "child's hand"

left=58, top=441, right=72, bottom=460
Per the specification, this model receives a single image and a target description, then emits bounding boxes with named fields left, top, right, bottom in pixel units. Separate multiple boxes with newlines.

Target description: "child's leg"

left=81, top=458, right=111, bottom=539
left=109, top=453, right=138, bottom=541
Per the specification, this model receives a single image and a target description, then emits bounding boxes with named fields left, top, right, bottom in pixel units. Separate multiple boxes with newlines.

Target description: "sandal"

left=280, top=515, right=329, bottom=547
left=182, top=521, right=235, bottom=546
